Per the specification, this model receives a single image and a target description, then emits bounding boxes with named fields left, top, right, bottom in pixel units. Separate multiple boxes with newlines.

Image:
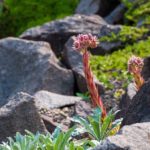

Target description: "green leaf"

left=60, top=126, right=76, bottom=150
left=88, top=116, right=100, bottom=140
left=52, top=126, right=61, bottom=141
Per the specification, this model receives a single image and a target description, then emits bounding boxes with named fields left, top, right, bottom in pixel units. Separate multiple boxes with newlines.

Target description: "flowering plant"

left=73, top=34, right=106, bottom=120
left=73, top=34, right=122, bottom=141
left=128, top=55, right=144, bottom=90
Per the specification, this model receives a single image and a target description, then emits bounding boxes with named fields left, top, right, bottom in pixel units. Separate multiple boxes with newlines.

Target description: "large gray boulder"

left=63, top=36, right=105, bottom=94
left=34, top=90, right=81, bottom=109
left=122, top=80, right=150, bottom=125
left=0, top=92, right=46, bottom=142
left=0, top=37, right=74, bottom=106
left=93, top=122, right=150, bottom=150
left=20, top=14, right=122, bottom=56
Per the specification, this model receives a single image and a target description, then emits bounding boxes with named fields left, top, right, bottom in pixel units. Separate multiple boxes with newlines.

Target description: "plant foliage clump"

left=122, top=0, right=150, bottom=26
left=0, top=0, right=79, bottom=38
left=100, top=25, right=148, bottom=43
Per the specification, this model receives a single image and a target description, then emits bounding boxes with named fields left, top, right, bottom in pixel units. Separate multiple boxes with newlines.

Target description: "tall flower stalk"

left=128, top=55, right=144, bottom=90
left=73, top=34, right=106, bottom=119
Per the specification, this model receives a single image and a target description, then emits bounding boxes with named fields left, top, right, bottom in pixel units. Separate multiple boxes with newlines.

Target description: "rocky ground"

left=0, top=0, right=150, bottom=150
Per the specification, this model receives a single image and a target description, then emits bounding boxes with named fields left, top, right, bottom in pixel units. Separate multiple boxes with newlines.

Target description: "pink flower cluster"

left=73, top=34, right=98, bottom=52
left=128, top=55, right=144, bottom=74
left=128, top=55, right=144, bottom=90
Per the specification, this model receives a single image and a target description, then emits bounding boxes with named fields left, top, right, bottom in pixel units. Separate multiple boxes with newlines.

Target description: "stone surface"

left=75, top=0, right=101, bottom=15
left=40, top=105, right=75, bottom=132
left=34, top=90, right=81, bottom=109
left=0, top=92, right=46, bottom=142
left=20, top=14, right=122, bottom=56
left=98, top=24, right=122, bottom=54
left=105, top=3, right=126, bottom=24
left=75, top=0, right=119, bottom=17
left=20, top=14, right=107, bottom=56
left=0, top=37, right=74, bottom=106
left=75, top=100, right=93, bottom=118
left=118, top=83, right=137, bottom=118
left=142, top=56, right=150, bottom=81
left=93, top=122, right=150, bottom=150
left=122, top=80, right=150, bottom=126
left=63, top=36, right=105, bottom=94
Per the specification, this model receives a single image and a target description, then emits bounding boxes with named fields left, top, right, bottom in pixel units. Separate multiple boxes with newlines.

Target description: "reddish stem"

left=82, top=50, right=106, bottom=119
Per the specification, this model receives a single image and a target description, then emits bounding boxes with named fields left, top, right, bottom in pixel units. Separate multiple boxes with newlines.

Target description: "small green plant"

left=73, top=108, right=122, bottom=141
left=0, top=127, right=79, bottom=150
left=76, top=92, right=90, bottom=101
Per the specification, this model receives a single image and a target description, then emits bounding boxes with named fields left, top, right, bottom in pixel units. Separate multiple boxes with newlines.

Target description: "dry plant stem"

left=82, top=50, right=106, bottom=119
left=133, top=74, right=144, bottom=90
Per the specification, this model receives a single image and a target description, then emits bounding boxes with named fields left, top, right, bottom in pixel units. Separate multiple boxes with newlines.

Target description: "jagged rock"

left=0, top=37, right=74, bottom=106
left=0, top=92, right=46, bottom=142
left=75, top=0, right=101, bottom=15
left=40, top=105, right=75, bottom=132
left=122, top=80, right=150, bottom=126
left=105, top=3, right=126, bottom=24
left=98, top=24, right=122, bottom=54
left=75, top=100, right=93, bottom=118
left=75, top=0, right=119, bottom=17
left=93, top=122, right=150, bottom=150
left=63, top=36, right=105, bottom=94
left=20, top=14, right=122, bottom=56
left=142, top=56, right=150, bottom=81
left=118, top=83, right=137, bottom=118
left=34, top=90, right=81, bottom=109
left=20, top=14, right=107, bottom=56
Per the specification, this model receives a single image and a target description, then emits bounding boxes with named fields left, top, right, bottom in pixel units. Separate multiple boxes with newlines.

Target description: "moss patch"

left=90, top=37, right=150, bottom=89
left=100, top=26, right=148, bottom=43
left=122, top=0, right=150, bottom=26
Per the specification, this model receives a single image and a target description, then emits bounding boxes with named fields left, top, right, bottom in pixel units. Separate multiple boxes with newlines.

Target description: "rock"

left=40, top=105, right=75, bottom=132
left=75, top=100, right=93, bottom=118
left=105, top=3, right=126, bottom=24
left=75, top=0, right=119, bottom=17
left=63, top=36, right=105, bottom=94
left=98, top=24, right=122, bottom=55
left=20, top=15, right=122, bottom=56
left=118, top=83, right=137, bottom=118
left=0, top=92, right=46, bottom=142
left=20, top=14, right=122, bottom=56
left=122, top=80, right=150, bottom=126
left=0, top=37, right=74, bottom=106
left=34, top=90, right=81, bottom=109
left=93, top=122, right=150, bottom=150
left=75, top=0, right=101, bottom=15
left=142, top=56, right=150, bottom=81
left=20, top=14, right=107, bottom=56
